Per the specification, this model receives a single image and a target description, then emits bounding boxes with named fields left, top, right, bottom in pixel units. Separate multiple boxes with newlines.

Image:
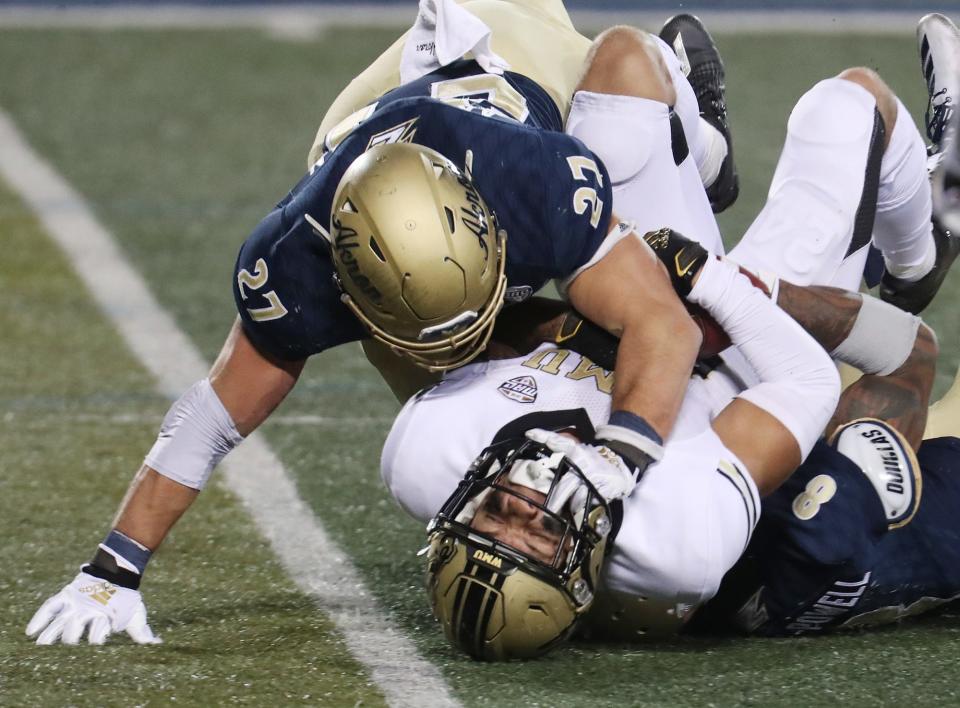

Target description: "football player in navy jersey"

left=25, top=4, right=734, bottom=645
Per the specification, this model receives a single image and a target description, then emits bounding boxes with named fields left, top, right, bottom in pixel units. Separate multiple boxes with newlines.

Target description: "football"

left=688, top=304, right=731, bottom=359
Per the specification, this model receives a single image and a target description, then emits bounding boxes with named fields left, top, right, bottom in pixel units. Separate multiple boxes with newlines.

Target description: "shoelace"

left=927, top=87, right=954, bottom=147
left=688, top=60, right=729, bottom=130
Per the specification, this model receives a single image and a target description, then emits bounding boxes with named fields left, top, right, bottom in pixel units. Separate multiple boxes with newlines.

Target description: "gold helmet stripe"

left=453, top=562, right=506, bottom=658
left=478, top=571, right=507, bottom=647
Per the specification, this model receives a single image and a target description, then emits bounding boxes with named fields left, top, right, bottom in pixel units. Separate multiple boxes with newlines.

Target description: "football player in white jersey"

left=406, top=256, right=956, bottom=656
left=385, top=231, right=942, bottom=658
left=381, top=15, right=960, bottom=659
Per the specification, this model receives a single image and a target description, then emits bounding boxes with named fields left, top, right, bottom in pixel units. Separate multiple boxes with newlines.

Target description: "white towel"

left=399, top=0, right=511, bottom=85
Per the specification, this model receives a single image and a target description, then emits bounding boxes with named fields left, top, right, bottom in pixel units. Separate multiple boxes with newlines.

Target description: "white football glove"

left=525, top=428, right=638, bottom=514
left=26, top=571, right=161, bottom=646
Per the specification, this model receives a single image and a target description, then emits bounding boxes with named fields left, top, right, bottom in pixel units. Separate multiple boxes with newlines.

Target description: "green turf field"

left=1, top=22, right=959, bottom=707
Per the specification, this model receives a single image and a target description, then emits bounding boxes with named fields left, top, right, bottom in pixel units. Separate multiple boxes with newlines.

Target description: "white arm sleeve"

left=688, top=258, right=840, bottom=458
left=144, top=378, right=244, bottom=490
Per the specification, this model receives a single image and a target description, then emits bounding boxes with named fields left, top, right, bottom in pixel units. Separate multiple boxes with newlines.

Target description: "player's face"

left=471, top=480, right=569, bottom=566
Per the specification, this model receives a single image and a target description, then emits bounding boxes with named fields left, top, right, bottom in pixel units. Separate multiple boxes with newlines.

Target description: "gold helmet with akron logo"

left=329, top=142, right=507, bottom=372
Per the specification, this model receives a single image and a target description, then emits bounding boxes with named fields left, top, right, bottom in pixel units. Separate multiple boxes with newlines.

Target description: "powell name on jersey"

left=233, top=62, right=612, bottom=361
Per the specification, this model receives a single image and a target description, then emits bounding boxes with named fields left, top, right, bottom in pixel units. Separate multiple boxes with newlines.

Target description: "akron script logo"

left=498, top=375, right=538, bottom=403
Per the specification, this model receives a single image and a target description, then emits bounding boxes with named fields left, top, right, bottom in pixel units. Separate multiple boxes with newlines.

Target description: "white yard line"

left=0, top=3, right=925, bottom=36
left=0, top=108, right=460, bottom=708
left=9, top=412, right=393, bottom=426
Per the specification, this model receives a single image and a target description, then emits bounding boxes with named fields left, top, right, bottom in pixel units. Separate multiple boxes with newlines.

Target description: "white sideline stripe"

left=0, top=4, right=924, bottom=35
left=9, top=412, right=392, bottom=426
left=0, top=108, right=460, bottom=708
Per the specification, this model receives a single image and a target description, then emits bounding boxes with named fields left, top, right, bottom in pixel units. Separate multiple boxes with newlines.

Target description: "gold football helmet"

left=330, top=143, right=507, bottom=372
left=426, top=437, right=613, bottom=661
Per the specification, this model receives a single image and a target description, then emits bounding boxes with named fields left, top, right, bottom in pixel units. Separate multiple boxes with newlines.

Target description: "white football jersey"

left=382, top=344, right=760, bottom=605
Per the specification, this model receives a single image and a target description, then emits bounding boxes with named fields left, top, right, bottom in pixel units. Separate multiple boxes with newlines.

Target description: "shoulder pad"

left=830, top=419, right=921, bottom=529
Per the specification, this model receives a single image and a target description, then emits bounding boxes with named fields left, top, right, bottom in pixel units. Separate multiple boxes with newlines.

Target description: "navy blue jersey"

left=688, top=436, right=960, bottom=635
left=233, top=62, right=611, bottom=361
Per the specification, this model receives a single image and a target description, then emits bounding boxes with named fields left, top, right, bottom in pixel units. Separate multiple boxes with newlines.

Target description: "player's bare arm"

left=26, top=319, right=305, bottom=645
left=207, top=318, right=306, bottom=435
left=567, top=221, right=701, bottom=440
left=112, top=319, right=305, bottom=550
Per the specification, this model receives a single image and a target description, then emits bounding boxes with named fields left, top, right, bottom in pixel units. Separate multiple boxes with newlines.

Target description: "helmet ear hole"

left=368, top=236, right=386, bottom=262
left=444, top=206, right=456, bottom=233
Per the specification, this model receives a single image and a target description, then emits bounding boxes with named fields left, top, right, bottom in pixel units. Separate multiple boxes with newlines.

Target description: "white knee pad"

left=566, top=90, right=722, bottom=251
left=566, top=91, right=662, bottom=185
left=788, top=78, right=876, bottom=144
left=730, top=78, right=879, bottom=288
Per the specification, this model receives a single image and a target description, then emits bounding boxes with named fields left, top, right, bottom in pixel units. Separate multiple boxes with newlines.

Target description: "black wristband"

left=641, top=227, right=710, bottom=298
left=84, top=547, right=142, bottom=590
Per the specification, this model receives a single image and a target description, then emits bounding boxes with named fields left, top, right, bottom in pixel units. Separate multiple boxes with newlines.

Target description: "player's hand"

left=641, top=227, right=711, bottom=298
left=26, top=571, right=161, bottom=646
left=525, top=429, right=637, bottom=513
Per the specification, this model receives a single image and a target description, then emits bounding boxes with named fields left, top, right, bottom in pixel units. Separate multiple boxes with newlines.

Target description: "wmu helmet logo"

left=498, top=375, right=538, bottom=403
left=472, top=549, right=503, bottom=569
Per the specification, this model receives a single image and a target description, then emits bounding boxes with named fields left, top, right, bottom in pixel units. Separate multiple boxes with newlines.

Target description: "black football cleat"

left=879, top=216, right=960, bottom=314
left=659, top=13, right=739, bottom=213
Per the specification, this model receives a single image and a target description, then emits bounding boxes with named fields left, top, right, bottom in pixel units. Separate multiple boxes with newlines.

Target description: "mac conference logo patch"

left=504, top=285, right=534, bottom=303
left=498, top=375, right=538, bottom=403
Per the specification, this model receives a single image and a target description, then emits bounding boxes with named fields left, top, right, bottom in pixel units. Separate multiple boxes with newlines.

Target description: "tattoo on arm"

left=827, top=324, right=937, bottom=449
left=775, top=281, right=861, bottom=351
left=776, top=281, right=937, bottom=450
